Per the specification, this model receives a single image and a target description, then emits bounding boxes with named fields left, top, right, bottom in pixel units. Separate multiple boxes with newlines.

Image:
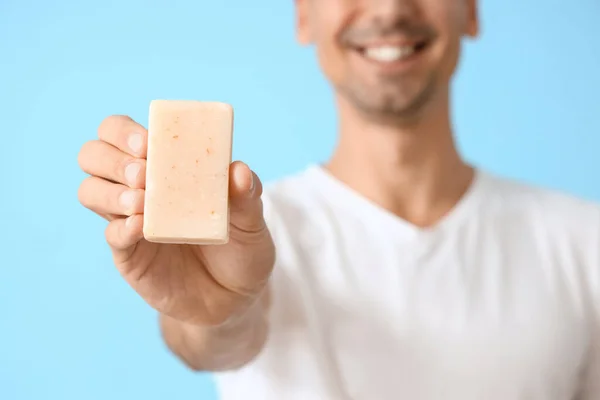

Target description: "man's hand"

left=77, top=114, right=275, bottom=333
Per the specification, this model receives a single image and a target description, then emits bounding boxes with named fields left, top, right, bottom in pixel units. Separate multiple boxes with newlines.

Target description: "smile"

left=356, top=41, right=429, bottom=64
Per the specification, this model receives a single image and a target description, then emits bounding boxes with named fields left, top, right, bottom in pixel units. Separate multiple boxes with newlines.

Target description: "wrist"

left=212, top=289, right=269, bottom=333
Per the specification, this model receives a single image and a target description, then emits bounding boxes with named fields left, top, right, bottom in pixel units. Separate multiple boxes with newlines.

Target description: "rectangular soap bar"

left=143, top=100, right=233, bottom=244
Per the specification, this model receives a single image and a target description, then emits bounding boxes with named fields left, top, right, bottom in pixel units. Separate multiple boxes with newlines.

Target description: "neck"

left=325, top=87, right=474, bottom=227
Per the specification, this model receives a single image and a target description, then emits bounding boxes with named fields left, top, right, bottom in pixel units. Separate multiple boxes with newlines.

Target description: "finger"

left=105, top=214, right=144, bottom=251
left=92, top=210, right=118, bottom=222
left=228, top=161, right=265, bottom=235
left=78, top=140, right=146, bottom=189
left=203, top=162, right=272, bottom=297
left=97, top=115, right=148, bottom=158
left=78, top=176, right=145, bottom=217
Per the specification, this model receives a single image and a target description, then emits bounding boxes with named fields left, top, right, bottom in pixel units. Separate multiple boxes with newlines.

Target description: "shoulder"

left=478, top=170, right=600, bottom=297
left=483, top=173, right=600, bottom=310
left=479, top=170, right=600, bottom=235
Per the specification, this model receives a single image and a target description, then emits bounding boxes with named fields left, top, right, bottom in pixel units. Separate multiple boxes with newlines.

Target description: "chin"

left=370, top=78, right=438, bottom=118
left=350, top=90, right=434, bottom=122
left=336, top=73, right=440, bottom=122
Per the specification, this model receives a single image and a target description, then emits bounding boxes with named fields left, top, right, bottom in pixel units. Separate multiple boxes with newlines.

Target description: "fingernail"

left=128, top=133, right=143, bottom=155
left=119, top=190, right=136, bottom=213
left=125, top=162, right=141, bottom=185
left=248, top=172, right=255, bottom=195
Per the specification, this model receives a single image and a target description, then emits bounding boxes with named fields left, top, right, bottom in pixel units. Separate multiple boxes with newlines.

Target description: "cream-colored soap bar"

left=143, top=100, right=233, bottom=244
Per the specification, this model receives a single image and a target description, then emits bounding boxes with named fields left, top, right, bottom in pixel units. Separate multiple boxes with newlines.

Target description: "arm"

left=160, top=288, right=271, bottom=372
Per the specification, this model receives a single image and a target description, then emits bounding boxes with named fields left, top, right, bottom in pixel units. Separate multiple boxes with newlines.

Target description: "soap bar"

left=143, top=100, right=233, bottom=244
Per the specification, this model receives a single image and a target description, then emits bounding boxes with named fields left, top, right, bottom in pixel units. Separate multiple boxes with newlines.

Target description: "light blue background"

left=1, top=1, right=599, bottom=399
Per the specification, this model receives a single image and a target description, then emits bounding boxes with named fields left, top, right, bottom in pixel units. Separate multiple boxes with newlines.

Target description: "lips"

left=363, top=45, right=416, bottom=62
left=355, top=40, right=430, bottom=64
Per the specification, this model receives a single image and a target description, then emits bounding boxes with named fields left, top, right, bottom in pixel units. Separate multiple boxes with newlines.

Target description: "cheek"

left=432, top=0, right=470, bottom=37
left=423, top=1, right=466, bottom=77
left=422, top=0, right=469, bottom=37
left=312, top=6, right=351, bottom=86
left=315, top=36, right=348, bottom=86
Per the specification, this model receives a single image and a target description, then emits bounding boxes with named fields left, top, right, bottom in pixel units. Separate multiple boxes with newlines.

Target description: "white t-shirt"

left=214, top=165, right=600, bottom=400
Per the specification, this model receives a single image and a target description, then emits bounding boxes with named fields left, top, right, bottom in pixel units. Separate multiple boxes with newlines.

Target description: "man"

left=77, top=0, right=600, bottom=399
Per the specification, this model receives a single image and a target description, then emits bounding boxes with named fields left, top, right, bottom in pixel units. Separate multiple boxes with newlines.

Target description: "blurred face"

left=296, top=0, right=479, bottom=120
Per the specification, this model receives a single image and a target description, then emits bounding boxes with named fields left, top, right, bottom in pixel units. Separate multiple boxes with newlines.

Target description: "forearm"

left=160, top=291, right=270, bottom=372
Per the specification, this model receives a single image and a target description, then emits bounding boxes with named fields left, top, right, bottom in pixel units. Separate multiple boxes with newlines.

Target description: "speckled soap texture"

left=143, top=100, right=233, bottom=245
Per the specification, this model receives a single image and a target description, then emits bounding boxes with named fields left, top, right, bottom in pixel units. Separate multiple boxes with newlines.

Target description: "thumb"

left=228, top=161, right=266, bottom=237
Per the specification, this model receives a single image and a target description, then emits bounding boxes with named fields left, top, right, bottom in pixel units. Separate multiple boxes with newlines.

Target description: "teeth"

left=363, top=45, right=416, bottom=62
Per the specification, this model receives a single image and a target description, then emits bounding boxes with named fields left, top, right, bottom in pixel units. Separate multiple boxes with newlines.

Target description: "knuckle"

left=77, top=141, right=90, bottom=168
left=98, top=115, right=130, bottom=139
left=110, top=187, right=125, bottom=212
left=201, top=295, right=240, bottom=327
left=77, top=177, right=95, bottom=207
left=79, top=177, right=117, bottom=213
left=114, top=156, right=131, bottom=182
left=77, top=141, right=97, bottom=170
left=104, top=222, right=119, bottom=247
left=97, top=116, right=116, bottom=138
left=202, top=309, right=230, bottom=327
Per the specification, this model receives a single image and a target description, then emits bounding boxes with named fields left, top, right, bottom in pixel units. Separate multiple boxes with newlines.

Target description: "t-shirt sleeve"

left=576, top=210, right=600, bottom=399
